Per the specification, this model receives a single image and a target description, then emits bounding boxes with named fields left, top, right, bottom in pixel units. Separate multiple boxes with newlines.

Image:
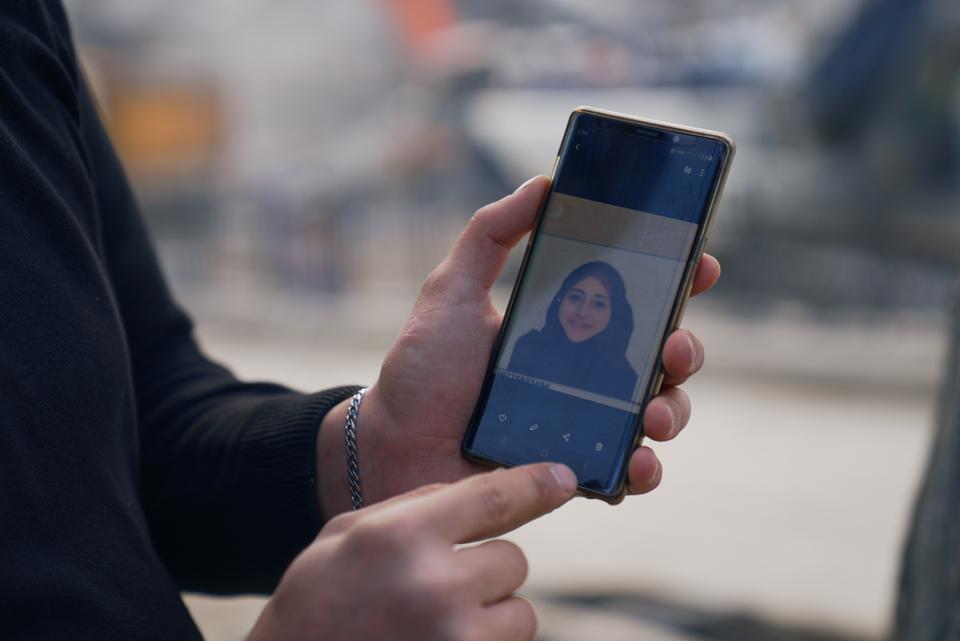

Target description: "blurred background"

left=63, top=0, right=960, bottom=639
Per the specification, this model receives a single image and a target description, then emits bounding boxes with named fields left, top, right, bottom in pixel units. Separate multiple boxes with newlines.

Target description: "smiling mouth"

left=567, top=320, right=593, bottom=330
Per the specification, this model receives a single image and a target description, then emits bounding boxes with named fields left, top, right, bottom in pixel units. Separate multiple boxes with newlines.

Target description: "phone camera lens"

left=672, top=135, right=680, bottom=143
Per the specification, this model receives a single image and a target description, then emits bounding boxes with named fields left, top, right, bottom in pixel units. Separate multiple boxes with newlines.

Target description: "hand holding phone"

left=317, top=171, right=720, bottom=517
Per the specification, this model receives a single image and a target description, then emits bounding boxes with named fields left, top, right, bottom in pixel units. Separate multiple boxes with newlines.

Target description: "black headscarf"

left=508, top=261, right=639, bottom=401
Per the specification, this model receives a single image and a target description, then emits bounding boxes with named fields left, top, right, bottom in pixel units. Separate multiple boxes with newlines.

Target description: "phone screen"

left=463, top=110, right=731, bottom=498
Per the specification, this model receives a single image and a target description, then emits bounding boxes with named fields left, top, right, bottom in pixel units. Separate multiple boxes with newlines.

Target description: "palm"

left=376, top=291, right=503, bottom=483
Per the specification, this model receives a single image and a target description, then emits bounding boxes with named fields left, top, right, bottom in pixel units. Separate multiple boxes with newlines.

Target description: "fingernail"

left=648, top=459, right=662, bottom=484
left=550, top=464, right=578, bottom=494
left=514, top=176, right=539, bottom=194
left=664, top=402, right=678, bottom=438
left=687, top=334, right=703, bottom=373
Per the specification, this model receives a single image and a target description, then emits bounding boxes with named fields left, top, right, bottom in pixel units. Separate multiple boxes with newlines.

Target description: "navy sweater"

left=0, top=2, right=357, bottom=638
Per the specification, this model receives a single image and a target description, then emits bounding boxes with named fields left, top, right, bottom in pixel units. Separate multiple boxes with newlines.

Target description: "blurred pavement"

left=184, top=298, right=946, bottom=640
left=184, top=594, right=716, bottom=641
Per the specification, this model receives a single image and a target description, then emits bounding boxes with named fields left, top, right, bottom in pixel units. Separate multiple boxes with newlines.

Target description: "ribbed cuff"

left=237, top=385, right=362, bottom=586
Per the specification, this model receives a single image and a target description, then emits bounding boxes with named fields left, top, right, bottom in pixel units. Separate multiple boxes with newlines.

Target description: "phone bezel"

left=460, top=106, right=736, bottom=504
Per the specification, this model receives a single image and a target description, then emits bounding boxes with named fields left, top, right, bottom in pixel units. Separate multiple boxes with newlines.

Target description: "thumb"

left=440, top=176, right=550, bottom=292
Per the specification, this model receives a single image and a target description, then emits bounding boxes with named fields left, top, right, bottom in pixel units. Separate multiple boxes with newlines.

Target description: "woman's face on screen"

left=558, top=276, right=612, bottom=343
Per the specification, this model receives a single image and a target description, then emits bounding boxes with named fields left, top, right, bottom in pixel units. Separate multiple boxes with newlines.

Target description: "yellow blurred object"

left=108, top=84, right=223, bottom=180
left=80, top=48, right=223, bottom=183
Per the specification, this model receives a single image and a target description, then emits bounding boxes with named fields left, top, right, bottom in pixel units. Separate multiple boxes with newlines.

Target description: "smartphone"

left=461, top=107, right=735, bottom=503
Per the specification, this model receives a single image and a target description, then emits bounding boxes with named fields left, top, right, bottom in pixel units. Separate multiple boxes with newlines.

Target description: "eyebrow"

left=569, top=287, right=609, bottom=301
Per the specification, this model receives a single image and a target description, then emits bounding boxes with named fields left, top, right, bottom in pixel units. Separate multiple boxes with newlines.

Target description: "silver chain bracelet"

left=344, top=387, right=369, bottom=510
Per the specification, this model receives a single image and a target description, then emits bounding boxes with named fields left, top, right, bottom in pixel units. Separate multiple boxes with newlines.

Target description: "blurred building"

left=66, top=0, right=960, bottom=326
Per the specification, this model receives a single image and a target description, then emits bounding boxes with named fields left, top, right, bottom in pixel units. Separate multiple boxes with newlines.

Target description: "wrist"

left=316, top=384, right=388, bottom=519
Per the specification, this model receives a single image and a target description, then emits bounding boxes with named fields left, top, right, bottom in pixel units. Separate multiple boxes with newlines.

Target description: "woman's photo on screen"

left=508, top=261, right=638, bottom=402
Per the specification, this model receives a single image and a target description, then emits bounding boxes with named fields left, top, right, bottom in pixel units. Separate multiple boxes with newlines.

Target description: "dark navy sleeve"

left=0, top=0, right=358, bottom=602
left=72, top=26, right=363, bottom=595
left=76, top=64, right=363, bottom=593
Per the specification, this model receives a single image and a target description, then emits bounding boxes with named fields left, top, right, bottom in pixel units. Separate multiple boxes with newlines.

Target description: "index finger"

left=411, top=463, right=577, bottom=543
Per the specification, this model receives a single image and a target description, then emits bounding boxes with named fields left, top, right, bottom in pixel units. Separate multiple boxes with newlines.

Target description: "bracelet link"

left=344, top=387, right=369, bottom=510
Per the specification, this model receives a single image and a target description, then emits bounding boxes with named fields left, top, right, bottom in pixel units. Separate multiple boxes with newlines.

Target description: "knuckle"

left=321, top=511, right=356, bottom=537
left=411, top=568, right=455, bottom=604
left=468, top=205, right=491, bottom=228
left=420, top=266, right=464, bottom=303
left=405, top=565, right=462, bottom=621
left=475, top=478, right=514, bottom=527
left=344, top=516, right=412, bottom=555
left=467, top=206, right=506, bottom=247
left=484, top=539, right=528, bottom=588
left=421, top=266, right=450, bottom=297
left=501, top=541, right=529, bottom=583
left=519, top=465, right=553, bottom=502
left=410, top=482, right=448, bottom=497
left=464, top=598, right=535, bottom=641
left=515, top=598, right=538, bottom=640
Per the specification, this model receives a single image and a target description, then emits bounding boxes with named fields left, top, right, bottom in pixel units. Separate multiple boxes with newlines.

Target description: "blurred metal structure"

left=65, top=0, right=960, bottom=320
left=717, top=0, right=960, bottom=313
left=894, top=282, right=960, bottom=639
